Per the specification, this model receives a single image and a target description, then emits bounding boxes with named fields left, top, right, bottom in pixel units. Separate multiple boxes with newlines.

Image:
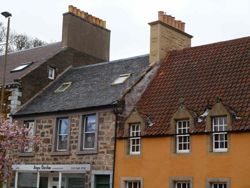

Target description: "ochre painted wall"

left=114, top=133, right=250, bottom=188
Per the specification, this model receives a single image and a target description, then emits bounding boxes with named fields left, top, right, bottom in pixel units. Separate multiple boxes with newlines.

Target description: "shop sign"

left=12, top=164, right=90, bottom=172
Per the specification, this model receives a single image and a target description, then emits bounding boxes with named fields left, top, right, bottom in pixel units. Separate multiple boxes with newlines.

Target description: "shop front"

left=12, top=164, right=90, bottom=188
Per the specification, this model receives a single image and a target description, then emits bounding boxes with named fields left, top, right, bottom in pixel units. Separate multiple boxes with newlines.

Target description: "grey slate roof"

left=0, top=42, right=62, bottom=85
left=14, top=55, right=149, bottom=115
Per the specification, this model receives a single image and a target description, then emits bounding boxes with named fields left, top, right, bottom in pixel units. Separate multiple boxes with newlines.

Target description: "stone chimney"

left=149, top=11, right=192, bottom=65
left=62, top=5, right=110, bottom=61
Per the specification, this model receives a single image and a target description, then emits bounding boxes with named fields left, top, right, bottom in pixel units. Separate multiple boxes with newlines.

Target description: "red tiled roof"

left=136, top=36, right=250, bottom=136
left=0, top=42, right=62, bottom=85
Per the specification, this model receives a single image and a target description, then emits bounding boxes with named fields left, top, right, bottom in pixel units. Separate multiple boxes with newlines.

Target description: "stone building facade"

left=14, top=109, right=115, bottom=188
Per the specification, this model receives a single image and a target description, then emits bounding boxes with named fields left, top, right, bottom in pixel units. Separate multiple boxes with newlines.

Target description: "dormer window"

left=212, top=116, right=228, bottom=152
left=48, top=66, right=55, bottom=80
left=176, top=120, right=190, bottom=153
left=112, top=74, right=131, bottom=85
left=11, top=62, right=33, bottom=72
left=54, top=82, right=72, bottom=93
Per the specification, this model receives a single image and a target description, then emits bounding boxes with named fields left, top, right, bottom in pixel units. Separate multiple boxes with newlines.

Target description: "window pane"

left=23, top=121, right=35, bottom=152
left=18, top=173, right=37, bottom=188
left=95, top=175, right=110, bottom=188
left=126, top=181, right=140, bottom=188
left=85, top=115, right=96, bottom=132
left=84, top=133, right=95, bottom=148
left=59, top=119, right=69, bottom=134
left=58, top=135, right=68, bottom=150
left=129, top=124, right=141, bottom=154
left=62, top=173, right=85, bottom=188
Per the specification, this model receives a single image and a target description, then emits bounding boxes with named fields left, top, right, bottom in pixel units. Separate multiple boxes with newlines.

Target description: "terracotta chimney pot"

left=158, top=11, right=164, bottom=21
left=68, top=5, right=74, bottom=13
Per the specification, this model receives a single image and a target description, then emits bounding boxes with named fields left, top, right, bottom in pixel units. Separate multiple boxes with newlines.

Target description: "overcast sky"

left=1, top=0, right=250, bottom=60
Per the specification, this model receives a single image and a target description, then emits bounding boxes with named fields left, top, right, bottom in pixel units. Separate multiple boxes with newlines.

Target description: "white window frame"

left=175, top=181, right=190, bottom=188
left=22, top=121, right=35, bottom=153
left=176, top=120, right=190, bottom=153
left=211, top=183, right=227, bottom=188
left=129, top=124, right=141, bottom=155
left=121, top=177, right=143, bottom=188
left=212, top=116, right=228, bottom=152
left=125, top=180, right=141, bottom=188
left=56, top=118, right=69, bottom=151
left=82, top=114, right=97, bottom=150
left=48, top=66, right=55, bottom=80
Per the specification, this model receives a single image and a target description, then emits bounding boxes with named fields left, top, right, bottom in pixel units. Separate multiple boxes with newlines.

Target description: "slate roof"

left=14, top=55, right=149, bottom=116
left=134, top=36, right=250, bottom=136
left=0, top=42, right=62, bottom=85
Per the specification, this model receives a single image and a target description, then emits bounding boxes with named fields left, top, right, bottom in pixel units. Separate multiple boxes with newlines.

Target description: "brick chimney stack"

left=149, top=11, right=192, bottom=65
left=62, top=5, right=110, bottom=61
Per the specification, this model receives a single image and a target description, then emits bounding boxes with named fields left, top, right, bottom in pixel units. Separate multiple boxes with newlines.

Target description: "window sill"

left=176, top=151, right=191, bottom=154
left=211, top=150, right=228, bottom=153
left=51, top=151, right=70, bottom=156
left=126, top=153, right=142, bottom=158
left=18, top=152, right=35, bottom=157
left=76, top=149, right=97, bottom=155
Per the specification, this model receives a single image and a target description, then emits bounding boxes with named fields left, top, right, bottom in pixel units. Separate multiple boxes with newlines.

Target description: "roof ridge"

left=174, top=36, right=250, bottom=53
left=71, top=54, right=149, bottom=70
left=0, top=41, right=61, bottom=56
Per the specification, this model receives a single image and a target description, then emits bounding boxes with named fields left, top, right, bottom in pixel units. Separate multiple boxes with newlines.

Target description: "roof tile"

left=135, top=36, right=250, bottom=136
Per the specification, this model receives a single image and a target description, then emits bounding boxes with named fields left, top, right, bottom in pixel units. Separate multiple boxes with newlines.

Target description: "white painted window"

left=176, top=120, right=190, bottom=153
left=82, top=114, right=97, bottom=149
left=129, top=124, right=141, bottom=155
left=125, top=181, right=141, bottom=188
left=211, top=183, right=227, bottom=188
left=48, top=66, right=55, bottom=80
left=56, top=118, right=69, bottom=151
left=212, top=116, right=228, bottom=152
left=175, top=181, right=190, bottom=188
left=112, top=74, right=131, bottom=85
left=22, top=121, right=35, bottom=153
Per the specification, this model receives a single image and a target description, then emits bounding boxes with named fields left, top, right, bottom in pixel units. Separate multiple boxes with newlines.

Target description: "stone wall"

left=15, top=109, right=115, bottom=187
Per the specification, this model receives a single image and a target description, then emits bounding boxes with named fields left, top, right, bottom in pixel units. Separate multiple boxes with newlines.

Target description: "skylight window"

left=112, top=74, right=131, bottom=85
left=54, top=82, right=72, bottom=93
left=11, top=62, right=33, bottom=72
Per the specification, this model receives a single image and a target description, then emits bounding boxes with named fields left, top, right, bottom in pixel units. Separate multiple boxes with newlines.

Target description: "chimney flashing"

left=148, top=20, right=193, bottom=38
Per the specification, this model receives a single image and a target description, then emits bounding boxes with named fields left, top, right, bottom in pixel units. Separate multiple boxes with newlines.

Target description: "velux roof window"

left=54, top=82, right=72, bottom=93
left=11, top=62, right=33, bottom=72
left=112, top=74, right=131, bottom=85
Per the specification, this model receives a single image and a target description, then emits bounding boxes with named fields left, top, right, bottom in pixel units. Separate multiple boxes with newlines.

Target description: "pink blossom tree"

left=0, top=118, right=38, bottom=182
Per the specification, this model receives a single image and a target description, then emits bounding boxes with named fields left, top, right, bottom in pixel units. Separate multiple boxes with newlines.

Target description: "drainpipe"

left=112, top=112, right=118, bottom=188
left=112, top=100, right=124, bottom=188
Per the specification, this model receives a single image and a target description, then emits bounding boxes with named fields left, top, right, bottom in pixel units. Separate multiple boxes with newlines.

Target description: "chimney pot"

left=181, top=22, right=185, bottom=31
left=158, top=11, right=164, bottom=21
left=62, top=5, right=110, bottom=61
left=73, top=7, right=77, bottom=15
left=149, top=11, right=192, bottom=65
left=68, top=5, right=74, bottom=13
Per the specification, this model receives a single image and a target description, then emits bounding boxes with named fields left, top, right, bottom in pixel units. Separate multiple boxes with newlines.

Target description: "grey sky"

left=1, top=0, right=250, bottom=60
